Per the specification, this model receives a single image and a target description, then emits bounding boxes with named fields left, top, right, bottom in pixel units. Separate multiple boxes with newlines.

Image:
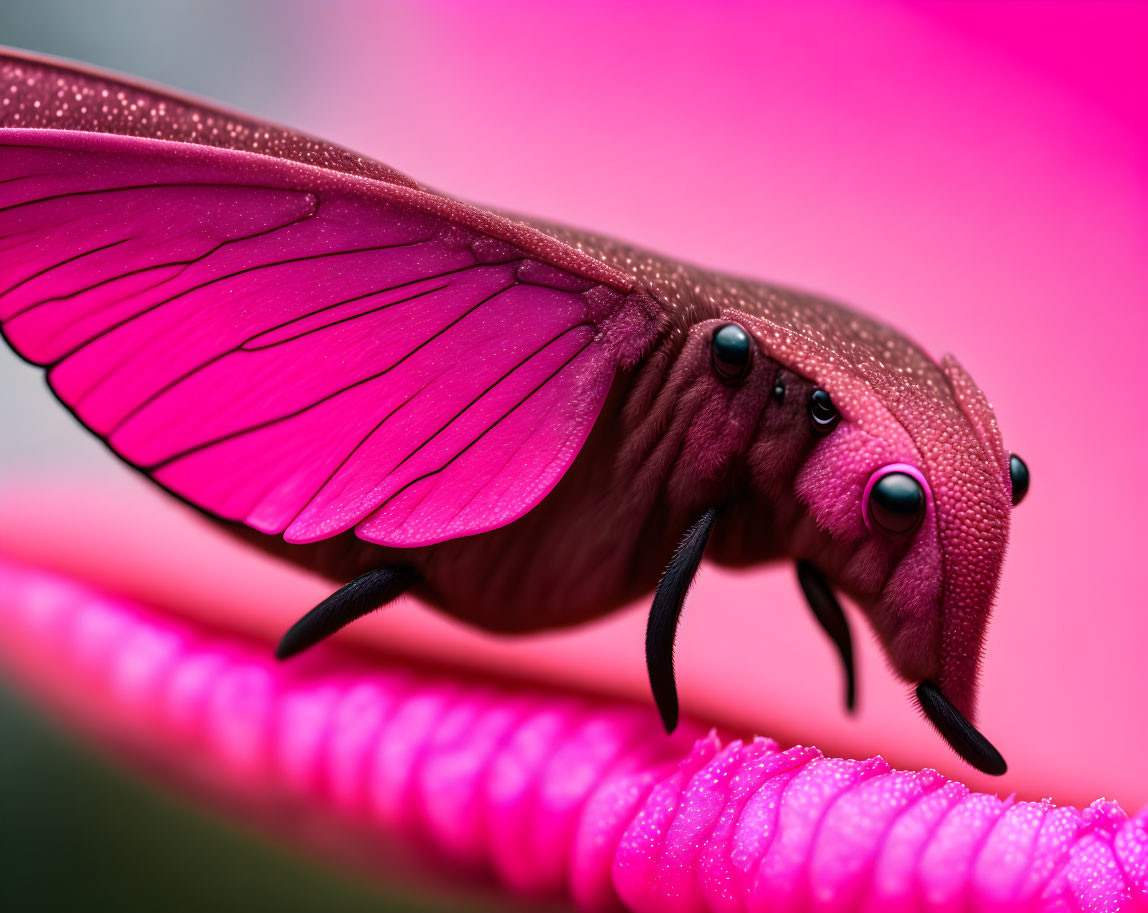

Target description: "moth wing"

left=0, top=51, right=655, bottom=546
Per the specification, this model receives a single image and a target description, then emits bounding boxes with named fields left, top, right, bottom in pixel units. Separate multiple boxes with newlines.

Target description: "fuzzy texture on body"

left=0, top=49, right=1013, bottom=731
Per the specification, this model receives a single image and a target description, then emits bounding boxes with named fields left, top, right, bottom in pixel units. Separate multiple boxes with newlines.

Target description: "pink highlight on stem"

left=0, top=557, right=1144, bottom=912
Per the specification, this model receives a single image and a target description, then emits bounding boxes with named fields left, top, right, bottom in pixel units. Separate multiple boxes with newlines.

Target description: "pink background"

left=1, top=2, right=1145, bottom=809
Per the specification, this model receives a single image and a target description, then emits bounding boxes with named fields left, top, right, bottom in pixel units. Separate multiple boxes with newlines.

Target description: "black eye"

left=809, top=388, right=839, bottom=433
left=868, top=471, right=926, bottom=534
left=1009, top=454, right=1029, bottom=506
left=711, top=323, right=752, bottom=381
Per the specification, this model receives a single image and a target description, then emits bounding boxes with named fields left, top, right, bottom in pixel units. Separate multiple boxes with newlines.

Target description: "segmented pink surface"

left=0, top=131, right=640, bottom=546
left=1, top=558, right=1143, bottom=913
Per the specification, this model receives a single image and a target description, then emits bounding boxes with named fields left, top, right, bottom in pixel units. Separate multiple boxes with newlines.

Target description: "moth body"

left=0, top=49, right=1027, bottom=774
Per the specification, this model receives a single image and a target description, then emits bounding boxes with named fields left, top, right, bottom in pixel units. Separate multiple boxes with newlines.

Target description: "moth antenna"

left=275, top=564, right=419, bottom=660
left=915, top=680, right=1007, bottom=776
left=795, top=560, right=857, bottom=713
left=645, top=506, right=719, bottom=734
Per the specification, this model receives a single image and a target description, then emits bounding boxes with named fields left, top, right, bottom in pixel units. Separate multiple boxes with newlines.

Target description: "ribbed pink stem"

left=0, top=558, right=1144, bottom=912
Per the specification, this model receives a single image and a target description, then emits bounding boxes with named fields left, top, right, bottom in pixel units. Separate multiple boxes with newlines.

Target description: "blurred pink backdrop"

left=2, top=1, right=1145, bottom=809
left=276, top=0, right=1148, bottom=807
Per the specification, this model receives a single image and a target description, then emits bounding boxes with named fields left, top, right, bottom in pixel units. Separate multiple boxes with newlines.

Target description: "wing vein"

left=48, top=235, right=431, bottom=370
left=9, top=196, right=319, bottom=323
left=239, top=261, right=493, bottom=350
left=390, top=320, right=593, bottom=477
left=148, top=282, right=519, bottom=470
left=109, top=280, right=461, bottom=437
left=0, top=180, right=307, bottom=216
left=365, top=332, right=596, bottom=528
left=0, top=236, right=134, bottom=299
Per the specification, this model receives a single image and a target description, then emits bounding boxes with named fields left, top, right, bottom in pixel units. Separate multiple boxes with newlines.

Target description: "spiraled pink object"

left=1, top=557, right=1143, bottom=913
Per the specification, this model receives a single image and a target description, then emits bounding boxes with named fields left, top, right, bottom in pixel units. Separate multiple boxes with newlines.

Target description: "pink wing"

left=0, top=52, right=656, bottom=547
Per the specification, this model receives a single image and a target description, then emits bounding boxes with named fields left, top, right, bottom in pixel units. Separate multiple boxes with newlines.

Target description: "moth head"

left=714, top=287, right=1025, bottom=771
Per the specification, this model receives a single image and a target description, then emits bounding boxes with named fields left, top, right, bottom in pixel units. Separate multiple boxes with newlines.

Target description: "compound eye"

left=711, top=323, right=752, bottom=382
left=809, top=388, right=839, bottom=434
left=1009, top=454, right=1030, bottom=506
left=867, top=470, right=926, bottom=535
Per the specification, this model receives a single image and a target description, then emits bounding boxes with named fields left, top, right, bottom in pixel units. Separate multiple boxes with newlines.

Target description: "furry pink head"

left=744, top=295, right=1013, bottom=723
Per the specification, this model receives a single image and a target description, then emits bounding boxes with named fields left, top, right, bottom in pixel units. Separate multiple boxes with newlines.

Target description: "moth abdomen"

left=0, top=48, right=1022, bottom=773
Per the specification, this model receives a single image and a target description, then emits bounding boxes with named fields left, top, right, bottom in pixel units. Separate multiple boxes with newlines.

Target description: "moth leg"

left=275, top=564, right=419, bottom=660
left=645, top=506, right=719, bottom=733
left=795, top=560, right=857, bottom=713
left=916, top=680, right=1007, bottom=776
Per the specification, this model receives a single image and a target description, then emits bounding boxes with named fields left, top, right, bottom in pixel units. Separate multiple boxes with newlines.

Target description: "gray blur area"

left=0, top=3, right=490, bottom=911
left=0, top=0, right=297, bottom=474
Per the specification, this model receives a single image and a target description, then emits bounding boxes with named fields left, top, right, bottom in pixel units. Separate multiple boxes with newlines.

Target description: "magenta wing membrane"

left=0, top=52, right=651, bottom=547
